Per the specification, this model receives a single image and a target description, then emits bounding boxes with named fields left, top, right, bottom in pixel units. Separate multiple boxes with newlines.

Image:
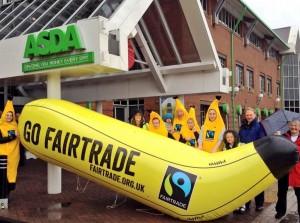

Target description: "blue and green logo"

left=159, top=166, right=196, bottom=210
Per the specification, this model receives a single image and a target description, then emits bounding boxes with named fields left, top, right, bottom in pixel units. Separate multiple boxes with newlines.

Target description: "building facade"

left=0, top=0, right=298, bottom=131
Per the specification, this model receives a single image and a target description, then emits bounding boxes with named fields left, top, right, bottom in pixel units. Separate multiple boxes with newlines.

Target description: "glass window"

left=236, top=64, right=243, bottom=86
left=45, top=0, right=85, bottom=29
left=276, top=82, right=280, bottom=97
left=0, top=0, right=44, bottom=40
left=269, top=47, right=279, bottom=62
left=200, top=0, right=207, bottom=11
left=92, top=0, right=123, bottom=19
left=249, top=32, right=262, bottom=49
left=218, top=8, right=241, bottom=35
left=67, top=0, right=105, bottom=24
left=259, top=75, right=265, bottom=93
left=267, top=78, right=272, bottom=95
left=0, top=0, right=31, bottom=30
left=219, top=56, right=227, bottom=85
left=7, top=0, right=57, bottom=38
left=246, top=69, right=254, bottom=89
left=24, top=0, right=67, bottom=35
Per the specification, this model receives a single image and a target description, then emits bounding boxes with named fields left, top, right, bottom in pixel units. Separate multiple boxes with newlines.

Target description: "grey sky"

left=243, top=0, right=300, bottom=30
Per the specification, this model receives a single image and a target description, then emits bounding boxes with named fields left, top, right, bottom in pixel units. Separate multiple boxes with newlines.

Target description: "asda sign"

left=22, top=25, right=94, bottom=73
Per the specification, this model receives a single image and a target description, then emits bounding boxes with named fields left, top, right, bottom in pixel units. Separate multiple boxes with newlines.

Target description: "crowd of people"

left=129, top=96, right=300, bottom=220
left=1, top=95, right=300, bottom=220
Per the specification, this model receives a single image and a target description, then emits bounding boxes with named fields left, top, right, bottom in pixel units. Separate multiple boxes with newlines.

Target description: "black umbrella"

left=261, top=109, right=300, bottom=135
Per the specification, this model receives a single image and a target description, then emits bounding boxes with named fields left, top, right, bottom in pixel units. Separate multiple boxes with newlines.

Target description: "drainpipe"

left=231, top=7, right=247, bottom=131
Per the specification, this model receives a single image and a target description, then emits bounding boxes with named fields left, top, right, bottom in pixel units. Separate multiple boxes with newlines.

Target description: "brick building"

left=0, top=0, right=298, bottom=131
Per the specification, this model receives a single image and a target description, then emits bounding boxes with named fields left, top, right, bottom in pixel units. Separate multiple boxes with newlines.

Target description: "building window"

left=267, top=77, right=272, bottom=96
left=200, top=0, right=208, bottom=12
left=236, top=64, right=244, bottom=86
left=276, top=82, right=280, bottom=97
left=246, top=69, right=254, bottom=89
left=200, top=104, right=207, bottom=126
left=218, top=9, right=241, bottom=35
left=259, top=75, right=266, bottom=93
left=269, top=47, right=279, bottom=62
left=249, top=32, right=262, bottom=49
left=219, top=56, right=226, bottom=68
left=219, top=55, right=227, bottom=85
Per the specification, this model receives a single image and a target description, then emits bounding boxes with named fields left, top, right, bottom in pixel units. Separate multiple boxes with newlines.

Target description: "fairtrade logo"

left=205, top=130, right=215, bottom=140
left=164, top=172, right=192, bottom=197
left=159, top=166, right=196, bottom=210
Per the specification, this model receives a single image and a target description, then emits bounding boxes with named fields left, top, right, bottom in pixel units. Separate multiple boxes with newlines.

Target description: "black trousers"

left=245, top=191, right=265, bottom=208
left=275, top=174, right=300, bottom=216
left=275, top=174, right=289, bottom=215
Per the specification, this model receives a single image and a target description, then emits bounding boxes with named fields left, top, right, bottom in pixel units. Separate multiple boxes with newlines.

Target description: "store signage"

left=22, top=52, right=94, bottom=73
left=22, top=25, right=94, bottom=73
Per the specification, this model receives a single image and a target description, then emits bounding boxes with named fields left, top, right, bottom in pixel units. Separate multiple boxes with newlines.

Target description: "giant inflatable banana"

left=18, top=99, right=298, bottom=221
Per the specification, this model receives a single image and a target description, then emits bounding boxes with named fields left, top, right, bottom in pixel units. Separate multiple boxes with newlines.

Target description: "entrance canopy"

left=0, top=0, right=229, bottom=102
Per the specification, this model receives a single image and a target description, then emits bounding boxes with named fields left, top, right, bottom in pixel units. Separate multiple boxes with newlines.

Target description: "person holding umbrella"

left=239, top=107, right=266, bottom=212
left=274, top=118, right=300, bottom=219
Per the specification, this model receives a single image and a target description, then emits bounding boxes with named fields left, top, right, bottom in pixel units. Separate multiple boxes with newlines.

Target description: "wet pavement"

left=0, top=158, right=299, bottom=223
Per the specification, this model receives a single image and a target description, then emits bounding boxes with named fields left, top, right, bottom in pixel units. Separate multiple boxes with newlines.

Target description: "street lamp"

left=257, top=93, right=263, bottom=105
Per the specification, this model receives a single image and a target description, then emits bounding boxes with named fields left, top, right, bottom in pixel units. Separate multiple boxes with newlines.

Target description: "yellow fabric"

left=0, top=100, right=20, bottom=183
left=149, top=111, right=168, bottom=137
left=188, top=107, right=200, bottom=132
left=202, top=99, right=225, bottom=153
left=180, top=107, right=200, bottom=148
left=172, top=99, right=189, bottom=140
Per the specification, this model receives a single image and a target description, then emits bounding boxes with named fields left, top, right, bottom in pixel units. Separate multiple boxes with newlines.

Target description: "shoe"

left=255, top=205, right=263, bottom=212
left=275, top=213, right=285, bottom=219
left=233, top=207, right=246, bottom=214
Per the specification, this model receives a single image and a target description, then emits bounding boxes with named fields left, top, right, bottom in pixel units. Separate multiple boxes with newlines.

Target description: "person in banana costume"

left=198, top=97, right=225, bottom=153
left=172, top=98, right=189, bottom=141
left=149, top=111, right=175, bottom=139
left=179, top=106, right=200, bottom=148
left=0, top=96, right=20, bottom=199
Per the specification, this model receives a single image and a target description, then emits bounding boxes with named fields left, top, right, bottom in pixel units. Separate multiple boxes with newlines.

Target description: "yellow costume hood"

left=202, top=98, right=225, bottom=153
left=172, top=98, right=189, bottom=140
left=0, top=98, right=19, bottom=183
left=149, top=111, right=168, bottom=137
left=188, top=106, right=200, bottom=132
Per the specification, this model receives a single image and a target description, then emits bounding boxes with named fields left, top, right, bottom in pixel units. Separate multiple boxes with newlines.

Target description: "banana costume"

left=149, top=111, right=168, bottom=137
left=180, top=107, right=200, bottom=148
left=18, top=99, right=298, bottom=221
left=0, top=99, right=20, bottom=186
left=172, top=98, right=189, bottom=140
left=200, top=99, right=225, bottom=153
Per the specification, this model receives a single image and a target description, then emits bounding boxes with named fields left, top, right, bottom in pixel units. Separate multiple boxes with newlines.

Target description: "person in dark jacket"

left=239, top=107, right=266, bottom=212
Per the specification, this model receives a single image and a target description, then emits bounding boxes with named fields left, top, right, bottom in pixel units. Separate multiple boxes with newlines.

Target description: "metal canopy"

left=0, top=0, right=228, bottom=102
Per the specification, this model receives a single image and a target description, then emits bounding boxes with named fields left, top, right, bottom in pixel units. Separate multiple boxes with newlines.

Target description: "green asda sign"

left=24, top=25, right=84, bottom=58
left=23, top=25, right=94, bottom=73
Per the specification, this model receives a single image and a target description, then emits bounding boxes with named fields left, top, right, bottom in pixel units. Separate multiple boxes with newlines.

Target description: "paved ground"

left=0, top=158, right=299, bottom=223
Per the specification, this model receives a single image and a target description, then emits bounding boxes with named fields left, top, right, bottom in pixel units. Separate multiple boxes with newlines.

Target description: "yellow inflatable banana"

left=18, top=99, right=298, bottom=221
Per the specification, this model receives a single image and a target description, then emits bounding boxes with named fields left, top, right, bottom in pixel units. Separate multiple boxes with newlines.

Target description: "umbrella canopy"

left=261, top=109, right=300, bottom=135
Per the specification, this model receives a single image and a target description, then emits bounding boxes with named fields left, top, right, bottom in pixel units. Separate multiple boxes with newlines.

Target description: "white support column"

left=47, top=72, right=62, bottom=194
left=96, top=101, right=103, bottom=113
